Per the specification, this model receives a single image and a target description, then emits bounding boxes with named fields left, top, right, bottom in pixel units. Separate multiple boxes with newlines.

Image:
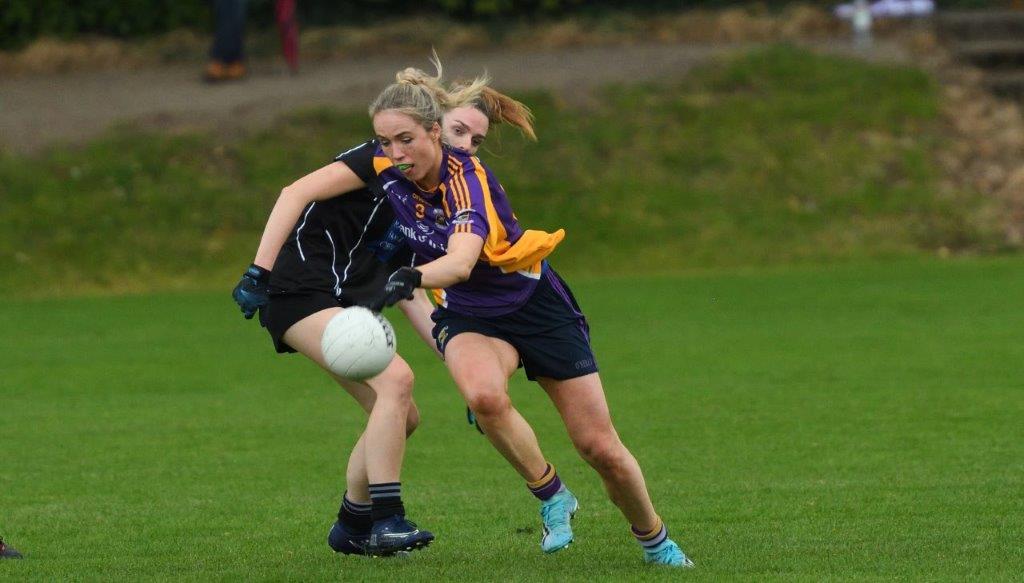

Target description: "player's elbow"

left=451, top=262, right=473, bottom=283
left=277, top=185, right=296, bottom=207
left=279, top=183, right=313, bottom=206
left=440, top=254, right=475, bottom=284
left=279, top=184, right=299, bottom=201
left=444, top=254, right=477, bottom=283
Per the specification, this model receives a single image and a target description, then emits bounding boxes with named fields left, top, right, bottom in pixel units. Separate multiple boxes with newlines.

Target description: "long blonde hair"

left=461, top=85, right=537, bottom=141
left=369, top=52, right=490, bottom=130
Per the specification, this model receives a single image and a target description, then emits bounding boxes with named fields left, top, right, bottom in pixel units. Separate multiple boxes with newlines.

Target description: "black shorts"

left=430, top=268, right=598, bottom=381
left=260, top=291, right=353, bottom=354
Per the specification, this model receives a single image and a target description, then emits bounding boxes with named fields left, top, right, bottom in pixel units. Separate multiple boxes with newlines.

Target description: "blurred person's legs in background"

left=205, top=0, right=248, bottom=82
left=275, top=0, right=300, bottom=74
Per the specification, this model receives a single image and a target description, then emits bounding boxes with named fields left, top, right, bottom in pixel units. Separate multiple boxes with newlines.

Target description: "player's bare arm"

left=397, top=288, right=443, bottom=359
left=416, top=232, right=484, bottom=289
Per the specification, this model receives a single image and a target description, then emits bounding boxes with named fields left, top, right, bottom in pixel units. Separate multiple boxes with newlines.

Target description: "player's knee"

left=405, top=403, right=421, bottom=436
left=376, top=362, right=414, bottom=402
left=577, top=436, right=626, bottom=473
left=466, top=389, right=511, bottom=418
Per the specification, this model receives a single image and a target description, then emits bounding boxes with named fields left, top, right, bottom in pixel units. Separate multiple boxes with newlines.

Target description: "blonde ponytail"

left=448, top=81, right=536, bottom=141
left=477, top=86, right=537, bottom=141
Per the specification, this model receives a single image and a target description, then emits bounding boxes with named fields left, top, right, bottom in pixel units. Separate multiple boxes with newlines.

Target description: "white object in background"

left=853, top=0, right=873, bottom=47
left=835, top=0, right=934, bottom=19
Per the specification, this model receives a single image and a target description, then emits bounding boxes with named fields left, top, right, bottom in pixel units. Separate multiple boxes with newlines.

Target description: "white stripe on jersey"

left=325, top=228, right=341, bottom=295
left=295, top=202, right=316, bottom=261
left=336, top=195, right=388, bottom=297
left=334, top=141, right=370, bottom=160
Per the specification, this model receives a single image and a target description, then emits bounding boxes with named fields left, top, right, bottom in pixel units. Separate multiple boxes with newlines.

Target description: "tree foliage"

left=0, top=0, right=1011, bottom=50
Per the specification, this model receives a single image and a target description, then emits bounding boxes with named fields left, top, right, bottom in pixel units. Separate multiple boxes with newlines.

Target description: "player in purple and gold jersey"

left=363, top=60, right=694, bottom=568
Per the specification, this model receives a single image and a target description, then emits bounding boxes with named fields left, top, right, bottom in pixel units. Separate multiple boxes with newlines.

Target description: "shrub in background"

left=2, top=0, right=1013, bottom=51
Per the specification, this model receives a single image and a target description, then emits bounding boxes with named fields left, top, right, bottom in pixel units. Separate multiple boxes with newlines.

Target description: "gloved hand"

left=365, top=267, right=422, bottom=312
left=232, top=264, right=271, bottom=319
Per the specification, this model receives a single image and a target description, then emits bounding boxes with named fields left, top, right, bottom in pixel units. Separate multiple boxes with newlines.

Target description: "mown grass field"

left=2, top=257, right=1022, bottom=580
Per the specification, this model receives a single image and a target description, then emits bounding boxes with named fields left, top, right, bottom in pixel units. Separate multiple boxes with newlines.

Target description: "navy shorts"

left=260, top=291, right=351, bottom=354
left=431, top=268, right=599, bottom=381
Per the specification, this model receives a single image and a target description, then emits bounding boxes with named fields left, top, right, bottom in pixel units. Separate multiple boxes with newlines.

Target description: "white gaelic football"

left=320, top=307, right=396, bottom=380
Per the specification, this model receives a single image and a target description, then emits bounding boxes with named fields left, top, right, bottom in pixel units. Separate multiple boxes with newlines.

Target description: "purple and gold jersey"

left=373, top=145, right=565, bottom=317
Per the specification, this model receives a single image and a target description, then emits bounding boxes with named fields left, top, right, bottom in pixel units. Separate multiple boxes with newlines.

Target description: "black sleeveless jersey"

left=268, top=140, right=411, bottom=305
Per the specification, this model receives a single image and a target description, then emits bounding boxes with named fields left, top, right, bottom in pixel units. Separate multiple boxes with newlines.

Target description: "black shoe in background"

left=0, top=537, right=22, bottom=559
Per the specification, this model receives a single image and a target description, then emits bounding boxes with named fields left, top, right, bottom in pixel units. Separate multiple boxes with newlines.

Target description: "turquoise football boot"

left=644, top=539, right=694, bottom=567
left=539, top=488, right=578, bottom=553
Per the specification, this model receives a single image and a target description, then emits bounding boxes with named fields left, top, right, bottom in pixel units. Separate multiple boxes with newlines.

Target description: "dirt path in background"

left=0, top=40, right=909, bottom=153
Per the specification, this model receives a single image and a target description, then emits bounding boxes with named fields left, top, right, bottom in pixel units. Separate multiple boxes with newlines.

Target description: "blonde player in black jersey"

left=231, top=83, right=534, bottom=557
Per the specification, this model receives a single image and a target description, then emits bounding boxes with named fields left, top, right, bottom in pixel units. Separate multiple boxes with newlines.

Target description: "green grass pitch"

left=2, top=257, right=1022, bottom=580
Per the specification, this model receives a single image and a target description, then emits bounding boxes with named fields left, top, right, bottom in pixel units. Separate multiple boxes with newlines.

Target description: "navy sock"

left=369, top=482, right=405, bottom=521
left=337, top=493, right=372, bottom=534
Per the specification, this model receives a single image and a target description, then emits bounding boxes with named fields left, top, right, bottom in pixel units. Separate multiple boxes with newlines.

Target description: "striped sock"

left=526, top=463, right=563, bottom=501
left=368, top=482, right=405, bottom=521
left=632, top=517, right=668, bottom=551
left=337, top=492, right=372, bottom=534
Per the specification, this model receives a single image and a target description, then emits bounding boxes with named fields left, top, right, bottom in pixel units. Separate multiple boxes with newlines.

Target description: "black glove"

left=366, top=267, right=422, bottom=312
left=232, top=264, right=271, bottom=319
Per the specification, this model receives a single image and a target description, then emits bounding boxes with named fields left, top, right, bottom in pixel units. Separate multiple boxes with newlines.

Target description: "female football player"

left=360, top=61, right=694, bottom=567
left=232, top=81, right=533, bottom=557
left=232, top=140, right=436, bottom=557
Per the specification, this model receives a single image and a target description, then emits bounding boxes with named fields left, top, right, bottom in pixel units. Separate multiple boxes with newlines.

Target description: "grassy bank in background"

left=0, top=46, right=998, bottom=297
